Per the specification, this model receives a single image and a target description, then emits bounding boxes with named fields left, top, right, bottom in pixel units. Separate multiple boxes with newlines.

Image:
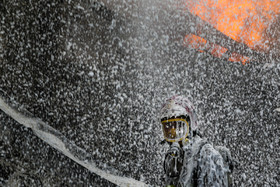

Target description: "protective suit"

left=160, top=95, right=233, bottom=187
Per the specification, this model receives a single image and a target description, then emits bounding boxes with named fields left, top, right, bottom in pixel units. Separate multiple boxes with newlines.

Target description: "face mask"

left=161, top=118, right=189, bottom=143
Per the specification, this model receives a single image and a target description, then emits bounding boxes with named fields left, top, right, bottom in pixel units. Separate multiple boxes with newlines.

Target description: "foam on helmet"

left=159, top=95, right=198, bottom=131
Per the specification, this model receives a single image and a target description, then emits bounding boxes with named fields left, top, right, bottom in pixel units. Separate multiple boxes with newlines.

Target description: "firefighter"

left=160, top=95, right=233, bottom=187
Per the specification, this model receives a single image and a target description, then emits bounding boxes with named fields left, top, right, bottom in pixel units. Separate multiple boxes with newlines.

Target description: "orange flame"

left=184, top=34, right=249, bottom=64
left=184, top=0, right=280, bottom=51
left=184, top=34, right=207, bottom=53
left=184, top=34, right=228, bottom=57
left=228, top=52, right=250, bottom=64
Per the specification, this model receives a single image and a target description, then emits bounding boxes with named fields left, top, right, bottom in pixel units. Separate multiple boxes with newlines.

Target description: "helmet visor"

left=161, top=118, right=189, bottom=142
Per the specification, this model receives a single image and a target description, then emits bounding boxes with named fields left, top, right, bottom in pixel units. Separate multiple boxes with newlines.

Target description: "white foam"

left=275, top=108, right=280, bottom=113
left=0, top=96, right=148, bottom=187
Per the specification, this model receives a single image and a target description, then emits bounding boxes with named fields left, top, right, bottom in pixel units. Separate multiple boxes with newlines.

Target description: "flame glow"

left=184, top=34, right=228, bottom=57
left=228, top=52, right=250, bottom=64
left=185, top=0, right=280, bottom=50
left=183, top=0, right=280, bottom=63
left=184, top=34, right=249, bottom=64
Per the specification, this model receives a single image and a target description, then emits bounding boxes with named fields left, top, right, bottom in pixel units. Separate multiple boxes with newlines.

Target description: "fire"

left=184, top=34, right=228, bottom=58
left=228, top=52, right=249, bottom=64
left=183, top=0, right=280, bottom=63
left=184, top=34, right=250, bottom=64
left=185, top=0, right=280, bottom=50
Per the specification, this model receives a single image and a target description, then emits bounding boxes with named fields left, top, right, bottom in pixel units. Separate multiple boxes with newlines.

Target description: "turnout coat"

left=165, top=135, right=233, bottom=187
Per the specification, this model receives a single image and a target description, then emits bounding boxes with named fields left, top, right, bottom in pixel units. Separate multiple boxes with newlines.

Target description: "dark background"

left=0, top=0, right=279, bottom=186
